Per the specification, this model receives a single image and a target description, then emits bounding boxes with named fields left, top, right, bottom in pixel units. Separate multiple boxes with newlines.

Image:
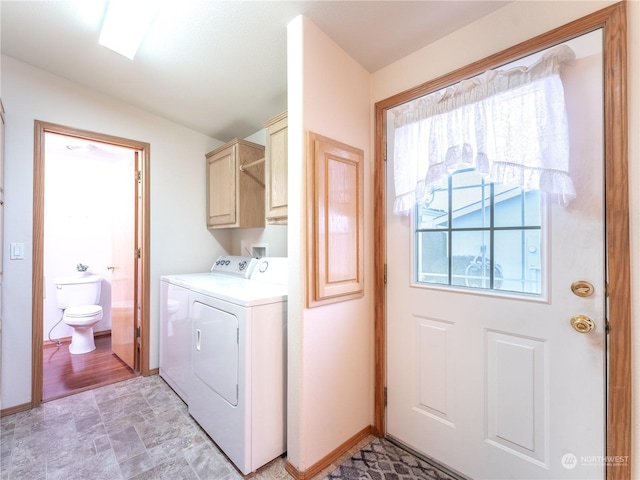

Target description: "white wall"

left=1, top=54, right=230, bottom=409
left=373, top=1, right=617, bottom=101
left=229, top=226, right=287, bottom=258
left=372, top=0, right=639, bottom=475
left=287, top=15, right=374, bottom=471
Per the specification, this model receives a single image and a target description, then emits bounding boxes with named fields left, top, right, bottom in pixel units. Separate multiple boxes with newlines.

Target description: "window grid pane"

left=415, top=171, right=542, bottom=295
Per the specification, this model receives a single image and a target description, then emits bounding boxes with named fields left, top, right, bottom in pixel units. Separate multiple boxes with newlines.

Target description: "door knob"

left=570, top=315, right=595, bottom=333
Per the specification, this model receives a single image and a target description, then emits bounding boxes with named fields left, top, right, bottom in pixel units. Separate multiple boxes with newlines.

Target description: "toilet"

left=54, top=274, right=103, bottom=354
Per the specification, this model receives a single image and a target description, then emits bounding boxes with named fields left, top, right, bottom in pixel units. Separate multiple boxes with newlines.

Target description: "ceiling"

left=1, top=0, right=510, bottom=142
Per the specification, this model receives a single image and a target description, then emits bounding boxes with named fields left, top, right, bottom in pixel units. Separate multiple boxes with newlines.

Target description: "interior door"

left=110, top=151, right=138, bottom=369
left=385, top=32, right=606, bottom=480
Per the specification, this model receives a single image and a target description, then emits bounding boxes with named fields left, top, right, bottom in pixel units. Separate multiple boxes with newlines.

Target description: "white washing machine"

left=159, top=256, right=288, bottom=475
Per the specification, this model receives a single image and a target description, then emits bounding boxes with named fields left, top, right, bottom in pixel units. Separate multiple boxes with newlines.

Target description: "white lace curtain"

left=390, top=45, right=576, bottom=216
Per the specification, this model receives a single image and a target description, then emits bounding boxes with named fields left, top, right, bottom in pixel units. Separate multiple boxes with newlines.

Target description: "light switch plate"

left=10, top=243, right=24, bottom=260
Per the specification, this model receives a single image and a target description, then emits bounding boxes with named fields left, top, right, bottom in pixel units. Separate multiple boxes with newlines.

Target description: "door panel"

left=416, top=317, right=454, bottom=424
left=386, top=31, right=605, bottom=480
left=486, top=331, right=547, bottom=464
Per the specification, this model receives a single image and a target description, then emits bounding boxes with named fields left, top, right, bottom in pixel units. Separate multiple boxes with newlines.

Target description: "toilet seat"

left=65, top=304, right=103, bottom=318
left=63, top=305, right=103, bottom=328
left=63, top=304, right=103, bottom=354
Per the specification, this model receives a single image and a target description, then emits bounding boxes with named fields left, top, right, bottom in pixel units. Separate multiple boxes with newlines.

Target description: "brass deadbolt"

left=571, top=280, right=595, bottom=298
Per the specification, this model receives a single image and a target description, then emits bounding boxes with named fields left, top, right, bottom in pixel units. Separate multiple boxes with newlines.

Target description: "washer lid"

left=65, top=305, right=103, bottom=317
left=162, top=273, right=287, bottom=306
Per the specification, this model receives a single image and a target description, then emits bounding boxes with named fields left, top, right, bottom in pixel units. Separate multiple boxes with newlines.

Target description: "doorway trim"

left=373, top=3, right=629, bottom=480
left=32, top=121, right=151, bottom=407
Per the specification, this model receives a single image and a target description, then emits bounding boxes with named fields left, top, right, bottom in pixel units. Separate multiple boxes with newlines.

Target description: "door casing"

left=32, top=121, right=151, bottom=406
left=373, top=3, right=630, bottom=480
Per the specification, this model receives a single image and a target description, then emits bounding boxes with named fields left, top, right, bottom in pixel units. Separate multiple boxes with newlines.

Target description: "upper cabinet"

left=263, top=112, right=288, bottom=224
left=206, top=139, right=265, bottom=229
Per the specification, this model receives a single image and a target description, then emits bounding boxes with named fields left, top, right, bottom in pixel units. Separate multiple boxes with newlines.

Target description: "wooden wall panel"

left=307, top=132, right=364, bottom=307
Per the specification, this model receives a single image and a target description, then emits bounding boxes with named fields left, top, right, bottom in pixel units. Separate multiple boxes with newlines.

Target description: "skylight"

left=98, top=0, right=161, bottom=60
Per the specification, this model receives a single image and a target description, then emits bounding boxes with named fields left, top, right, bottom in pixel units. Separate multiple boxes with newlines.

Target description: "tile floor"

left=0, top=375, right=372, bottom=480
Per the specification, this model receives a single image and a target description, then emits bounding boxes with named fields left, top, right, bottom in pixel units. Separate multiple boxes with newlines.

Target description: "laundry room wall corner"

left=1, top=55, right=226, bottom=410
left=285, top=15, right=374, bottom=475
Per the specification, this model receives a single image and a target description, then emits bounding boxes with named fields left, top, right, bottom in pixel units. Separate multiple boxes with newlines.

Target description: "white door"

left=386, top=32, right=605, bottom=480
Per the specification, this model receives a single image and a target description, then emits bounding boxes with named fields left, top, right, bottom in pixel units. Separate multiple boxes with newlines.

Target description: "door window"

left=415, top=169, right=543, bottom=295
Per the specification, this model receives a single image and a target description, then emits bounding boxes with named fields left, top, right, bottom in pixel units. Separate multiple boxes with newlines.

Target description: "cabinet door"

left=207, top=146, right=236, bottom=227
left=265, top=113, right=288, bottom=224
left=307, top=132, right=364, bottom=307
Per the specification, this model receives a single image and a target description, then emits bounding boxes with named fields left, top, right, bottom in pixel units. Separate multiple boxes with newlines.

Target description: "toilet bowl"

left=63, top=305, right=103, bottom=354
left=54, top=274, right=103, bottom=355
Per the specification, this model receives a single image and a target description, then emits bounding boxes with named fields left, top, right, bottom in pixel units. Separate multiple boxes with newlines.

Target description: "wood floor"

left=43, top=334, right=137, bottom=402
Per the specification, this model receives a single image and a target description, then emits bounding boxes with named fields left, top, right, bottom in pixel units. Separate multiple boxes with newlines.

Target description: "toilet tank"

left=54, top=274, right=102, bottom=309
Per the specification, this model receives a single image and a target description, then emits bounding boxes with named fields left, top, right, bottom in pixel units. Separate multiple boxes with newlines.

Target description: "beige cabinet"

left=263, top=112, right=288, bottom=224
left=206, top=139, right=265, bottom=229
left=306, top=132, right=364, bottom=307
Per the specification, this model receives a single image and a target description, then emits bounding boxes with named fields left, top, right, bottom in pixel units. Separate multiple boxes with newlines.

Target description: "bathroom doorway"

left=31, top=121, right=151, bottom=405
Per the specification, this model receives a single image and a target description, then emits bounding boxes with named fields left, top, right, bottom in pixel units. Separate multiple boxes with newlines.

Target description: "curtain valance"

left=391, top=45, right=576, bottom=216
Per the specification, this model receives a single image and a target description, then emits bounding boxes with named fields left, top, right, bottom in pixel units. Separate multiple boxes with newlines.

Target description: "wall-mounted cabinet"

left=306, top=132, right=364, bottom=307
left=263, top=112, right=288, bottom=224
left=206, top=139, right=265, bottom=229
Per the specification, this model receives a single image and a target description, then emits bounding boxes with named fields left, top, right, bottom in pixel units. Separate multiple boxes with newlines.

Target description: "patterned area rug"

left=323, top=438, right=458, bottom=480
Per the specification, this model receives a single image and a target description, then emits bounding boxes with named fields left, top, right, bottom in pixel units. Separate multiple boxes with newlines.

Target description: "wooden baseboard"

left=147, top=368, right=159, bottom=376
left=285, top=425, right=373, bottom=480
left=1, top=402, right=32, bottom=418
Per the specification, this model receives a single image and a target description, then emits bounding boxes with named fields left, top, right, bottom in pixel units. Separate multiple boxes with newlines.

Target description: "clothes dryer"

left=159, top=256, right=287, bottom=475
left=160, top=255, right=257, bottom=402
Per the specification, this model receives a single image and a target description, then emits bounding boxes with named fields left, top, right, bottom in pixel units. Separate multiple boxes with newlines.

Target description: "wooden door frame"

left=373, top=3, right=630, bottom=479
left=32, top=121, right=151, bottom=407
